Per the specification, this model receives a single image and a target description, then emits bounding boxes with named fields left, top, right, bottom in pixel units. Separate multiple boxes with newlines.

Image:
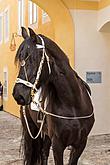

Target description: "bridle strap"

left=45, top=51, right=51, bottom=75
left=32, top=49, right=45, bottom=90
left=23, top=65, right=29, bottom=81
left=16, top=78, right=34, bottom=88
left=37, top=35, right=51, bottom=75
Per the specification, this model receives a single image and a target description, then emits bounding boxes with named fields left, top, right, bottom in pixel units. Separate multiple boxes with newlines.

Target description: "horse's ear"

left=28, top=27, right=37, bottom=42
left=21, top=27, right=29, bottom=39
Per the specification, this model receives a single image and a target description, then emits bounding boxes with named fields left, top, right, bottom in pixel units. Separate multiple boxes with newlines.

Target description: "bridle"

left=16, top=35, right=51, bottom=97
left=15, top=35, right=52, bottom=139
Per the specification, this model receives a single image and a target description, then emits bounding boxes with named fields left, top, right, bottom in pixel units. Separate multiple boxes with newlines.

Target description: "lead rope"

left=22, top=106, right=46, bottom=139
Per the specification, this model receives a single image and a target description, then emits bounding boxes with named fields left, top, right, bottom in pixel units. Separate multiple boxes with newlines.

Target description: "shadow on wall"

left=99, top=21, right=110, bottom=33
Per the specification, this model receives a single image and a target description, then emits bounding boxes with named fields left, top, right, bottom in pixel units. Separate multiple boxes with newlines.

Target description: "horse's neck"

left=50, top=62, right=81, bottom=107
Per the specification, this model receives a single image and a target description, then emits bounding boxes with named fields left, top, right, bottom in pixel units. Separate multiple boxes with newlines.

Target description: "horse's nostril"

left=14, top=95, right=25, bottom=105
left=19, top=95, right=25, bottom=105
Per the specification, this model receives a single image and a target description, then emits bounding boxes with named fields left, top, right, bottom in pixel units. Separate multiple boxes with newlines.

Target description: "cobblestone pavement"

left=0, top=111, right=110, bottom=165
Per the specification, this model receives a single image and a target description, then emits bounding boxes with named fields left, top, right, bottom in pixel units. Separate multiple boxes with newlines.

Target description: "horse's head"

left=13, top=27, right=51, bottom=105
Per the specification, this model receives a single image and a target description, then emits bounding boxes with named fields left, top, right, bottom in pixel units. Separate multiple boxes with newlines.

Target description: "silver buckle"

left=20, top=60, right=25, bottom=66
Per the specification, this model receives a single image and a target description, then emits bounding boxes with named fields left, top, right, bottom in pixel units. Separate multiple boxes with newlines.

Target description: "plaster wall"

left=70, top=9, right=110, bottom=135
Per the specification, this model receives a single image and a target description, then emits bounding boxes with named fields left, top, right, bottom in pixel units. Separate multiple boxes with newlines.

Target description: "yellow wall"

left=0, top=0, right=23, bottom=116
left=35, top=8, right=54, bottom=39
left=62, top=0, right=110, bottom=10
left=99, top=0, right=110, bottom=9
left=33, top=0, right=74, bottom=67
left=62, top=0, right=98, bottom=10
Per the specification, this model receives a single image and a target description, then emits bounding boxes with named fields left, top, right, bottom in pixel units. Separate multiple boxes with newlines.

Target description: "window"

left=42, top=10, right=50, bottom=24
left=28, top=0, right=37, bottom=25
left=4, top=8, right=9, bottom=42
left=0, top=13, right=3, bottom=44
left=18, top=0, right=24, bottom=32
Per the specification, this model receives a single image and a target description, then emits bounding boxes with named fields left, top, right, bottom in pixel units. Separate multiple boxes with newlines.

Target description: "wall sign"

left=86, top=72, right=102, bottom=83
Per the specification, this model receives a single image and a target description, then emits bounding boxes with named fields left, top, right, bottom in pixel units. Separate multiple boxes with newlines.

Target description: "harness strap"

left=33, top=101, right=94, bottom=120
left=45, top=110, right=94, bottom=120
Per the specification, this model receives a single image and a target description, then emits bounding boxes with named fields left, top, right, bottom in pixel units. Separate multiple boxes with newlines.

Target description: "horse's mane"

left=15, top=41, right=25, bottom=64
left=40, top=34, right=91, bottom=96
left=39, top=35, right=70, bottom=68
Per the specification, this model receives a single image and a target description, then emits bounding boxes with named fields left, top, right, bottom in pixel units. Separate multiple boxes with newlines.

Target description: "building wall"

left=0, top=0, right=23, bottom=116
left=70, top=9, right=110, bottom=135
left=36, top=8, right=54, bottom=39
left=33, top=0, right=74, bottom=67
left=62, top=0, right=110, bottom=10
left=0, top=0, right=54, bottom=116
left=67, top=0, right=98, bottom=10
left=99, top=0, right=110, bottom=9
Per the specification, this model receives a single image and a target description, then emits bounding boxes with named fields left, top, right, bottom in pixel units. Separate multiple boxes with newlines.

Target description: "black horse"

left=13, top=27, right=94, bottom=165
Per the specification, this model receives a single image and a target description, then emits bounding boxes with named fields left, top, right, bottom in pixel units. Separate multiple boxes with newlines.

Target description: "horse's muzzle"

left=13, top=92, right=26, bottom=105
left=12, top=85, right=26, bottom=105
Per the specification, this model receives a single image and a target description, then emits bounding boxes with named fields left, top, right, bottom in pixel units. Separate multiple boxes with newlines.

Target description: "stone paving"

left=0, top=111, right=110, bottom=165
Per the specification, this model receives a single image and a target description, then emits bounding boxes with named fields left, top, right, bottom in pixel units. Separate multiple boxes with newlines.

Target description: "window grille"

left=28, top=0, right=38, bottom=25
left=18, top=0, right=24, bottom=33
left=4, top=8, right=9, bottom=42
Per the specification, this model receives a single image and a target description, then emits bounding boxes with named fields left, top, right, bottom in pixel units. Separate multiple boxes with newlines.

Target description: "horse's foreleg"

left=69, top=138, right=87, bottom=165
left=41, top=135, right=51, bottom=165
left=52, top=136, right=65, bottom=165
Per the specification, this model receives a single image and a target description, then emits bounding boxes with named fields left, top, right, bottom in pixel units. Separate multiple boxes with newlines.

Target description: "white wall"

left=70, top=9, right=110, bottom=135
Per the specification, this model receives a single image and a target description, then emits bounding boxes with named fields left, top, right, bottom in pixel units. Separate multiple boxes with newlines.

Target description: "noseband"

left=15, top=35, right=51, bottom=97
